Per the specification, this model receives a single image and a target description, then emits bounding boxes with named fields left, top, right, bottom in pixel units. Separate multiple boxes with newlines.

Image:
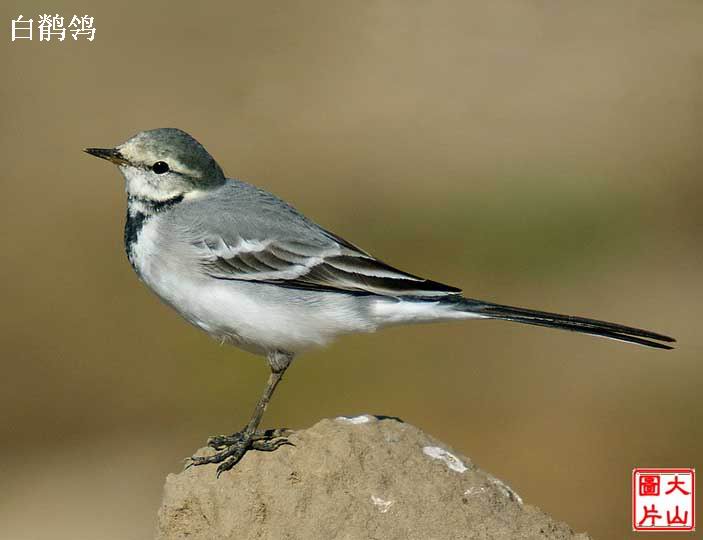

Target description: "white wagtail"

left=86, top=128, right=674, bottom=475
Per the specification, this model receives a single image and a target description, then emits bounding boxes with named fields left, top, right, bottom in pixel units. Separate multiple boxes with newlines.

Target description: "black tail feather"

left=456, top=298, right=675, bottom=350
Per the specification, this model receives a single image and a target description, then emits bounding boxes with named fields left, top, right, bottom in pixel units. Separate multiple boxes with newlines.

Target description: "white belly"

left=129, top=219, right=378, bottom=355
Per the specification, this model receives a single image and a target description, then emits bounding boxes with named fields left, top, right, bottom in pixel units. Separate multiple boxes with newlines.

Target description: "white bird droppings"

left=370, top=495, right=394, bottom=513
left=422, top=446, right=468, bottom=473
left=487, top=475, right=523, bottom=505
left=336, top=414, right=373, bottom=424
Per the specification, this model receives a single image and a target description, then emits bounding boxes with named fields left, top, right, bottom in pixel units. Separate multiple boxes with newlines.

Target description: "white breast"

left=127, top=217, right=379, bottom=355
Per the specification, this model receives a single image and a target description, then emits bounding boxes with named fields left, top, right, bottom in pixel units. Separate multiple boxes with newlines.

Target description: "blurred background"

left=1, top=1, right=701, bottom=538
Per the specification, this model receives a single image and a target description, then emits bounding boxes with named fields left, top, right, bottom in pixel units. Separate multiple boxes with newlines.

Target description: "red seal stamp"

left=633, top=468, right=695, bottom=532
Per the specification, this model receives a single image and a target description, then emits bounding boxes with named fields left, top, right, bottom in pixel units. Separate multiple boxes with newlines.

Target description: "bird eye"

left=152, top=161, right=170, bottom=174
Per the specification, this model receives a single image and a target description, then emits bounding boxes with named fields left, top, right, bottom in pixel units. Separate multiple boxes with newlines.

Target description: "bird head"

left=85, top=128, right=225, bottom=203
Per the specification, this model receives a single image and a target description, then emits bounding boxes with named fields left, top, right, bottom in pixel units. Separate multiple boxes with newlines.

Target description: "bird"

left=85, top=128, right=675, bottom=475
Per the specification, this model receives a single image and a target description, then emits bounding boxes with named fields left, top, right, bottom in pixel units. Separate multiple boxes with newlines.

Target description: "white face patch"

left=120, top=165, right=186, bottom=203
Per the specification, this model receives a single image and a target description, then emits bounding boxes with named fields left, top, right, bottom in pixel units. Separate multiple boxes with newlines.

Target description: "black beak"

left=84, top=147, right=129, bottom=166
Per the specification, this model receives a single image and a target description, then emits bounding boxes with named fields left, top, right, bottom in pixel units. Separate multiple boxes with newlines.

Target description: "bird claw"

left=190, top=428, right=293, bottom=475
left=207, top=428, right=292, bottom=449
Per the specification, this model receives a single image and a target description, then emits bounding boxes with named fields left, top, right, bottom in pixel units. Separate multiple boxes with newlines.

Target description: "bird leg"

left=189, top=352, right=293, bottom=476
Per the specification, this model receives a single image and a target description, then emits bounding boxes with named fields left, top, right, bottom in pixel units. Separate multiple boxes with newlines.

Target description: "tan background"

left=1, top=1, right=701, bottom=538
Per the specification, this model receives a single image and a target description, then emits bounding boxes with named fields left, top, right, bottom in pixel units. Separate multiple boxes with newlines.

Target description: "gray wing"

left=184, top=180, right=461, bottom=297
left=197, top=236, right=461, bottom=296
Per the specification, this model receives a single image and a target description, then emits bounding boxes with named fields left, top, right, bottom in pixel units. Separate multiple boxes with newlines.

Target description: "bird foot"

left=188, top=428, right=294, bottom=476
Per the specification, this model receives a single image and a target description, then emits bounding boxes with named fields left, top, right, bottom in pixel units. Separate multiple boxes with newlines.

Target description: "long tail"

left=451, top=297, right=675, bottom=350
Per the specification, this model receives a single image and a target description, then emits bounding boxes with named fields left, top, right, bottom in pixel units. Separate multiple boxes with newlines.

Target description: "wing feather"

left=199, top=237, right=460, bottom=297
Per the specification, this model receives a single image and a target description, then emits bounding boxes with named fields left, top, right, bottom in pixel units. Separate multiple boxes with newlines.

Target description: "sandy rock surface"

left=156, top=416, right=590, bottom=540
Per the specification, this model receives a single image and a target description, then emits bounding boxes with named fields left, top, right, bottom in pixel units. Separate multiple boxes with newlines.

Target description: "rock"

left=156, top=416, right=590, bottom=540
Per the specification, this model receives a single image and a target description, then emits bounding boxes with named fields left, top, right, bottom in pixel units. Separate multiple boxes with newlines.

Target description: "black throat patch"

left=124, top=194, right=184, bottom=262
